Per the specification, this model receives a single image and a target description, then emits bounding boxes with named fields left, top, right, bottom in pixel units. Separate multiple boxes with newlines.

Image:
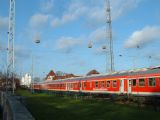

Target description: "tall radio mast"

left=106, top=0, right=114, bottom=73
left=7, top=0, right=15, bottom=94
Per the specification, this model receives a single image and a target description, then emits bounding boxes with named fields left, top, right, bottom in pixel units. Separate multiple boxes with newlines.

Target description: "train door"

left=79, top=80, right=82, bottom=92
left=120, top=79, right=124, bottom=93
left=67, top=83, right=70, bottom=91
left=65, top=83, right=67, bottom=91
left=128, top=80, right=132, bottom=94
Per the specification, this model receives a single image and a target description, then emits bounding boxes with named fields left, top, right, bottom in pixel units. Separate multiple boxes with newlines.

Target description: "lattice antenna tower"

left=106, top=0, right=114, bottom=73
left=7, top=0, right=15, bottom=94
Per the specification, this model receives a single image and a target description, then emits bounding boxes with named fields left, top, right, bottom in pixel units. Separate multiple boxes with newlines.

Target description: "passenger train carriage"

left=33, top=66, right=160, bottom=97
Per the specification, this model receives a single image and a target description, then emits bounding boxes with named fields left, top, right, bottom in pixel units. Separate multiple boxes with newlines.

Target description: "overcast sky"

left=0, top=0, right=160, bottom=78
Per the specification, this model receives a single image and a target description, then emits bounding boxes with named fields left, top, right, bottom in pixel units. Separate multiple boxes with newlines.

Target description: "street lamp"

left=88, top=42, right=93, bottom=48
left=35, top=39, right=40, bottom=44
left=31, top=39, right=40, bottom=93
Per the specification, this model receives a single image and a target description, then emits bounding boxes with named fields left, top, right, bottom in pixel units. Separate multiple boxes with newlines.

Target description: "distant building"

left=45, top=70, right=79, bottom=80
left=21, top=73, right=31, bottom=87
left=45, top=70, right=56, bottom=80
left=86, top=69, right=100, bottom=76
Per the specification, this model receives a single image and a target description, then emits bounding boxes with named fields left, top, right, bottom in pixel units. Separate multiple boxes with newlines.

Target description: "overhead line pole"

left=106, top=0, right=114, bottom=73
left=7, top=0, right=16, bottom=94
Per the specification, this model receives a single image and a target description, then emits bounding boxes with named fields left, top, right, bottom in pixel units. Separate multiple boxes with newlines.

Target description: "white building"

left=21, top=73, right=32, bottom=87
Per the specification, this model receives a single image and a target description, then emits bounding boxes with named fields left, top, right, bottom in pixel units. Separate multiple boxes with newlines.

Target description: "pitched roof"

left=45, top=70, right=56, bottom=80
left=86, top=69, right=100, bottom=76
left=48, top=70, right=56, bottom=76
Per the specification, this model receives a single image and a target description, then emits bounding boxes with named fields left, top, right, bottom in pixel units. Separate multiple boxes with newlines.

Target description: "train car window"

left=132, top=79, right=136, bottom=86
left=139, top=78, right=145, bottom=86
left=95, top=81, right=98, bottom=88
left=107, top=81, right=110, bottom=87
left=75, top=83, right=78, bottom=88
left=101, top=81, right=105, bottom=88
left=112, top=80, right=117, bottom=87
left=84, top=82, right=86, bottom=88
left=148, top=78, right=156, bottom=86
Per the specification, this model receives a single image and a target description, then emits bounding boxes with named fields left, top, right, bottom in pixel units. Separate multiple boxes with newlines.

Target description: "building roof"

left=45, top=70, right=79, bottom=80
left=86, top=69, right=100, bottom=76
left=45, top=70, right=56, bottom=80
left=48, top=70, right=56, bottom=76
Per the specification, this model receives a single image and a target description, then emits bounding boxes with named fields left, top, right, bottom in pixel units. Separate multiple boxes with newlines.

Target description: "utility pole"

left=7, top=0, right=15, bottom=94
left=106, top=0, right=114, bottom=73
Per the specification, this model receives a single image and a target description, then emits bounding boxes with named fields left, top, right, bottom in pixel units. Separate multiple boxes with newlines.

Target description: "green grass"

left=16, top=89, right=160, bottom=120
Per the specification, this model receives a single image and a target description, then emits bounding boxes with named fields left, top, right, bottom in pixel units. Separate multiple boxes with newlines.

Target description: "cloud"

left=51, top=0, right=142, bottom=27
left=124, top=26, right=160, bottom=48
left=55, top=37, right=82, bottom=53
left=87, top=7, right=105, bottom=24
left=32, top=33, right=41, bottom=42
left=0, top=16, right=8, bottom=30
left=51, top=1, right=87, bottom=27
left=89, top=26, right=106, bottom=43
left=87, top=0, right=142, bottom=24
left=94, top=46, right=107, bottom=55
left=29, top=13, right=50, bottom=28
left=111, top=0, right=142, bottom=20
left=40, top=0, right=54, bottom=13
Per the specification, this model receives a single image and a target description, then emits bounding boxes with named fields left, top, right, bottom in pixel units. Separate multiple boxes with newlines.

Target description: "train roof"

left=37, top=66, right=160, bottom=84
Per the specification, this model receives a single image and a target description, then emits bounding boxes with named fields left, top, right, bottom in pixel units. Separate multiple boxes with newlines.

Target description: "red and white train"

left=33, top=66, right=160, bottom=97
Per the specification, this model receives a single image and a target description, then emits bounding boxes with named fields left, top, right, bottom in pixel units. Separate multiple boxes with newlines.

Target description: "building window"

left=95, top=81, right=98, bottom=88
left=112, top=80, right=117, bottom=87
left=84, top=82, right=86, bottom=88
left=101, top=81, right=104, bottom=88
left=148, top=78, right=156, bottom=86
left=139, top=78, right=145, bottom=86
left=107, top=81, right=110, bottom=87
left=132, top=79, right=136, bottom=86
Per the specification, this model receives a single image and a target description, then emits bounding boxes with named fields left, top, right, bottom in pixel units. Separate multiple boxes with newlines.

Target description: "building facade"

left=21, top=74, right=31, bottom=87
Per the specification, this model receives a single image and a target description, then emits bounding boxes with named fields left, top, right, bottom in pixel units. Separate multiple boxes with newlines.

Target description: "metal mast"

left=7, top=0, right=15, bottom=94
left=106, top=0, right=114, bottom=73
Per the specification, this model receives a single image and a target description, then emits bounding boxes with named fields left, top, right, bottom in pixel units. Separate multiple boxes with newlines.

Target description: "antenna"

left=106, top=0, right=114, bottom=73
left=7, top=0, right=15, bottom=94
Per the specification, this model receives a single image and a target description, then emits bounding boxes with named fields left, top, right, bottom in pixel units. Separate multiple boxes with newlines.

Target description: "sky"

left=0, top=0, right=160, bottom=78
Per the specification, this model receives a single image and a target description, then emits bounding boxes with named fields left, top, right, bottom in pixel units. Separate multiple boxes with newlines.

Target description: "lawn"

left=16, top=89, right=160, bottom=120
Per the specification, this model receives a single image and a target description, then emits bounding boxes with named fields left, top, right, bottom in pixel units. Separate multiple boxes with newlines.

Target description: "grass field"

left=16, top=89, right=160, bottom=120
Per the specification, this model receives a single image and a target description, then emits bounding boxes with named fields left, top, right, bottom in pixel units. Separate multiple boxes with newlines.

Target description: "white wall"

left=20, top=73, right=32, bottom=87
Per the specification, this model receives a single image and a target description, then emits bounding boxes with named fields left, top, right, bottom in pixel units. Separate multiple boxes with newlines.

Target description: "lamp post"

left=31, top=39, right=40, bottom=93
